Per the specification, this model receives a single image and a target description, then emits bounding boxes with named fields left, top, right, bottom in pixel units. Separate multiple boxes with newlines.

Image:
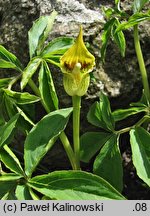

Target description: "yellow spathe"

left=60, top=26, right=95, bottom=96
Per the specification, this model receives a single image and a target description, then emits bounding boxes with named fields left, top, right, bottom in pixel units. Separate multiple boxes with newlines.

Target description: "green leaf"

left=18, top=103, right=35, bottom=123
left=16, top=185, right=39, bottom=200
left=93, top=134, right=123, bottom=192
left=0, top=173, right=22, bottom=181
left=0, top=180, right=17, bottom=199
left=87, top=101, right=107, bottom=129
left=21, top=57, right=41, bottom=90
left=3, top=89, right=40, bottom=105
left=87, top=92, right=115, bottom=131
left=103, top=5, right=127, bottom=19
left=133, top=0, right=150, bottom=13
left=130, top=127, right=150, bottom=186
left=16, top=106, right=35, bottom=126
left=80, top=132, right=112, bottom=163
left=15, top=185, right=32, bottom=200
left=1, top=190, right=17, bottom=200
left=0, top=78, right=14, bottom=89
left=0, top=91, right=5, bottom=126
left=0, top=173, right=21, bottom=199
left=87, top=93, right=115, bottom=131
left=42, top=37, right=74, bottom=57
left=116, top=12, right=150, bottom=32
left=0, top=113, right=19, bottom=148
left=28, top=11, right=57, bottom=58
left=28, top=187, right=40, bottom=200
left=99, top=92, right=115, bottom=131
left=39, top=61, right=58, bottom=112
left=101, top=17, right=126, bottom=58
left=103, top=7, right=115, bottom=19
left=28, top=171, right=125, bottom=200
left=0, top=114, right=5, bottom=128
left=0, top=145, right=25, bottom=176
left=113, top=19, right=126, bottom=57
left=3, top=94, right=17, bottom=119
left=131, top=91, right=149, bottom=107
left=41, top=37, right=74, bottom=66
left=136, top=127, right=150, bottom=153
left=0, top=59, right=18, bottom=69
left=101, top=18, right=116, bottom=61
left=0, top=45, right=22, bottom=71
left=24, top=108, right=73, bottom=177
left=115, top=0, right=120, bottom=5
left=112, top=106, right=146, bottom=122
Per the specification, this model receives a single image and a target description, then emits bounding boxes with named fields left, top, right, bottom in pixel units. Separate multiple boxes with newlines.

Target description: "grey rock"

left=56, top=0, right=103, bottom=23
left=0, top=0, right=39, bottom=66
left=0, top=0, right=149, bottom=106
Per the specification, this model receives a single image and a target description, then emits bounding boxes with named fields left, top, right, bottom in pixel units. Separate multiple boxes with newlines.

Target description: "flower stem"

left=134, top=24, right=150, bottom=102
left=72, top=95, right=81, bottom=170
left=59, top=132, right=78, bottom=170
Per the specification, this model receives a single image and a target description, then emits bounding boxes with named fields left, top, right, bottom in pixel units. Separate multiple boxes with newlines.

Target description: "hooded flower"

left=60, top=26, right=95, bottom=96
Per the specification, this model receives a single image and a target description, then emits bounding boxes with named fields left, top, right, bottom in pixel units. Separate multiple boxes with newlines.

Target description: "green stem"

left=72, top=95, right=81, bottom=170
left=117, top=115, right=150, bottom=134
left=59, top=132, right=77, bottom=170
left=134, top=24, right=150, bottom=102
left=135, top=115, right=150, bottom=127
left=8, top=74, right=22, bottom=90
left=28, top=79, right=76, bottom=170
left=28, top=79, right=51, bottom=113
left=28, top=79, right=41, bottom=97
left=117, top=126, right=132, bottom=134
left=0, top=162, right=2, bottom=174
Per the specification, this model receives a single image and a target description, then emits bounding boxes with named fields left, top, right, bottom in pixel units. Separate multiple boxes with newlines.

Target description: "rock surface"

left=0, top=0, right=150, bottom=107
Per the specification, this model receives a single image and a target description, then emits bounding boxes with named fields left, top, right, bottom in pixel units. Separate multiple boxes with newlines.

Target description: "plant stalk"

left=0, top=162, right=2, bottom=174
left=28, top=79, right=41, bottom=97
left=117, top=115, right=150, bottom=134
left=134, top=24, right=150, bottom=102
left=59, top=132, right=78, bottom=170
left=72, top=95, right=81, bottom=170
left=8, top=74, right=22, bottom=90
